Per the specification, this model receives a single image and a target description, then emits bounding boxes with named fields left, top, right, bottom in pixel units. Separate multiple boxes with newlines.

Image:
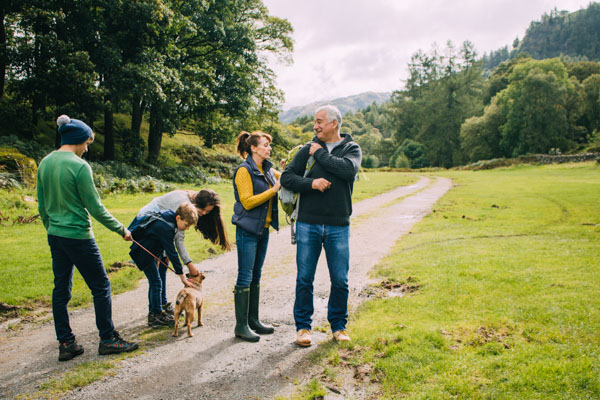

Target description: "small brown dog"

left=173, top=272, right=205, bottom=337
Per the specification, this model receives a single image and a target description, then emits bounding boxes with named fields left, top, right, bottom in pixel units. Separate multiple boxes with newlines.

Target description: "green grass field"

left=306, top=162, right=600, bottom=399
left=0, top=171, right=415, bottom=309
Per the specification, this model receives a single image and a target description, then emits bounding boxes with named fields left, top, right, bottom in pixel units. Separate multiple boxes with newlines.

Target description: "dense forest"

left=482, top=3, right=600, bottom=72
left=1, top=1, right=600, bottom=186
left=0, top=0, right=293, bottom=165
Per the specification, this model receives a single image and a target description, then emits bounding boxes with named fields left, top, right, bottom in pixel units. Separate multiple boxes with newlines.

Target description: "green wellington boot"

left=234, top=286, right=260, bottom=342
left=248, top=284, right=274, bottom=334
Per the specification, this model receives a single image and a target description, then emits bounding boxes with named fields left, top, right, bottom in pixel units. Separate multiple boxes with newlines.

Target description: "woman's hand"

left=272, top=178, right=282, bottom=192
left=187, top=262, right=200, bottom=276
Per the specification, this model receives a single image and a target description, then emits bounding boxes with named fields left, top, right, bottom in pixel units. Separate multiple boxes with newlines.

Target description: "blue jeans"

left=47, top=235, right=115, bottom=342
left=235, top=227, right=269, bottom=287
left=143, top=261, right=163, bottom=314
left=158, top=260, right=168, bottom=305
left=293, top=222, right=350, bottom=333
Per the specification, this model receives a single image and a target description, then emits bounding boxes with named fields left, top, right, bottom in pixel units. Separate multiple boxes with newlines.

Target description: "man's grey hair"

left=315, top=104, right=342, bottom=132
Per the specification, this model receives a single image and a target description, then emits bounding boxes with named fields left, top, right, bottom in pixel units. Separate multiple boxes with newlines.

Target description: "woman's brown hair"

left=193, top=189, right=231, bottom=251
left=235, top=130, right=272, bottom=159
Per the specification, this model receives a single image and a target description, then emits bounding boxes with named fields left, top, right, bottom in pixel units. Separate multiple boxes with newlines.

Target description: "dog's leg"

left=173, top=307, right=181, bottom=337
left=186, top=309, right=194, bottom=337
left=197, top=303, right=203, bottom=327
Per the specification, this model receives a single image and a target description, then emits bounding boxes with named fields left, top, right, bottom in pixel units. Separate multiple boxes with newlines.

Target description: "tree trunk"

left=146, top=103, right=163, bottom=164
left=103, top=104, right=115, bottom=160
left=0, top=9, right=6, bottom=98
left=131, top=95, right=145, bottom=137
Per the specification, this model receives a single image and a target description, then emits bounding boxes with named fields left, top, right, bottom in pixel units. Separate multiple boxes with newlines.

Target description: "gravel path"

left=0, top=176, right=452, bottom=400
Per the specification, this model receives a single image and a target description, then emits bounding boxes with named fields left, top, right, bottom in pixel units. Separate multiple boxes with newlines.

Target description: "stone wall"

left=460, top=153, right=600, bottom=171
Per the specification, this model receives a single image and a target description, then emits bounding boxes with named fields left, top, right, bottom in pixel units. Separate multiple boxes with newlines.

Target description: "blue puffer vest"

left=232, top=155, right=279, bottom=236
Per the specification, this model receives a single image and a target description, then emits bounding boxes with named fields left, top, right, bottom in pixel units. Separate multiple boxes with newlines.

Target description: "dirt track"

left=0, top=176, right=451, bottom=400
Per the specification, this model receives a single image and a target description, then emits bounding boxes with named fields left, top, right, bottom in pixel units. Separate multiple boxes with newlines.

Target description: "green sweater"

left=37, top=151, right=123, bottom=239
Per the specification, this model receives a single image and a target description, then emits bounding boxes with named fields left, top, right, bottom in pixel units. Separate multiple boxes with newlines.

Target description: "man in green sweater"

left=37, top=115, right=138, bottom=361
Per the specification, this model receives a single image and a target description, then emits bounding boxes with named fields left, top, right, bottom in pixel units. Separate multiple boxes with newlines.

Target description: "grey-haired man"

left=281, top=105, right=362, bottom=347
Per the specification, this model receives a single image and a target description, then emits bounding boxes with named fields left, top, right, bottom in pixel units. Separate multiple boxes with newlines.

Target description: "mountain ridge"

left=279, top=91, right=391, bottom=123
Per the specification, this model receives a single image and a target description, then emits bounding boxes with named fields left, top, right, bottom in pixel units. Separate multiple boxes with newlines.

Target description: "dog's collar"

left=187, top=279, right=201, bottom=287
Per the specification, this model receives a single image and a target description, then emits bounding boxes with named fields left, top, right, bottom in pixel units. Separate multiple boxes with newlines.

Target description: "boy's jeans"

left=143, top=262, right=163, bottom=314
left=47, top=235, right=115, bottom=342
left=293, top=222, right=350, bottom=333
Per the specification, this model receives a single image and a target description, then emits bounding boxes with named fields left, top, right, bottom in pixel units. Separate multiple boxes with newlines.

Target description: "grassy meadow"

left=0, top=171, right=415, bottom=309
left=303, top=162, right=600, bottom=399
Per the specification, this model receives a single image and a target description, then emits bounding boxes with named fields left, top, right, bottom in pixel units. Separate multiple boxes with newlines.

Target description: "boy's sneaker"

left=98, top=331, right=139, bottom=355
left=148, top=311, right=175, bottom=328
left=58, top=338, right=84, bottom=361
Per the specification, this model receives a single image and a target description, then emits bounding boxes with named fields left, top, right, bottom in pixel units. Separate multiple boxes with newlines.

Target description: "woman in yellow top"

left=231, top=131, right=281, bottom=342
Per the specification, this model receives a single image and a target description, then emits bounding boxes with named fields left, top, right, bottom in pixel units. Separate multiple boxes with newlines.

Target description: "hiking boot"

left=296, top=329, right=312, bottom=347
left=332, top=330, right=351, bottom=343
left=162, top=302, right=174, bottom=315
left=248, top=284, right=274, bottom=334
left=234, top=286, right=260, bottom=342
left=98, top=331, right=138, bottom=355
left=148, top=311, right=175, bottom=328
left=58, top=338, right=84, bottom=361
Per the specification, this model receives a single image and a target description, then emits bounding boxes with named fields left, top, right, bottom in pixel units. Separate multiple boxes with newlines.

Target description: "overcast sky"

left=262, top=0, right=591, bottom=110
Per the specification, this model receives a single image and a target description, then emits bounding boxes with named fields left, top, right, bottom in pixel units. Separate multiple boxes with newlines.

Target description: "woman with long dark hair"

left=131, top=189, right=230, bottom=323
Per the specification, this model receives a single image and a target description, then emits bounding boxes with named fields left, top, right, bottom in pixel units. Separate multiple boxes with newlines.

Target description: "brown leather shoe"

left=332, top=330, right=351, bottom=342
left=296, top=329, right=312, bottom=347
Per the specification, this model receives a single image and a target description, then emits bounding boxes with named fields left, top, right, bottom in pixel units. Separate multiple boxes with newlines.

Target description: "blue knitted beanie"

left=57, top=115, right=93, bottom=145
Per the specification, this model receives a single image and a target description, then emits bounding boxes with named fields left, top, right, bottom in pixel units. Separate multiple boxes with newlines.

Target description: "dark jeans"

left=293, top=222, right=350, bottom=333
left=158, top=260, right=168, bottom=305
left=47, top=235, right=115, bottom=342
left=235, top=227, right=269, bottom=287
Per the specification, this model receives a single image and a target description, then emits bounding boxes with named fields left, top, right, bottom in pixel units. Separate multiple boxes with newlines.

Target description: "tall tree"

left=177, top=0, right=292, bottom=148
left=0, top=1, right=24, bottom=97
left=385, top=41, right=485, bottom=167
left=8, top=1, right=100, bottom=137
left=495, top=58, right=583, bottom=156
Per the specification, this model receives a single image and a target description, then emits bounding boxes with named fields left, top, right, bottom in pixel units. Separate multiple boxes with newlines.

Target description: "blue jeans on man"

left=235, top=227, right=269, bottom=287
left=48, top=235, right=115, bottom=342
left=293, top=222, right=350, bottom=333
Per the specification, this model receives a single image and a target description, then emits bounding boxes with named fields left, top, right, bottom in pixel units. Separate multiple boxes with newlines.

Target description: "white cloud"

left=263, top=0, right=591, bottom=109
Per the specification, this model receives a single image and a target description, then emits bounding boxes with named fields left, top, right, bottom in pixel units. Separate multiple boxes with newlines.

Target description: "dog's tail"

left=176, top=292, right=187, bottom=305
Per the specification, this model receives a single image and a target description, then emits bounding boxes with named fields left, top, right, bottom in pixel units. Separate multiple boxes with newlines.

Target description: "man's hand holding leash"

left=122, top=227, right=133, bottom=241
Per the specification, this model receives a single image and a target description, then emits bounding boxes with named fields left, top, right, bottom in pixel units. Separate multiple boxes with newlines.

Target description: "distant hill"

left=482, top=2, right=600, bottom=71
left=279, top=91, right=392, bottom=123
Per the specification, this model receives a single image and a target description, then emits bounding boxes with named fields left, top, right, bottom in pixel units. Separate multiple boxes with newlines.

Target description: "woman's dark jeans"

left=235, top=227, right=269, bottom=287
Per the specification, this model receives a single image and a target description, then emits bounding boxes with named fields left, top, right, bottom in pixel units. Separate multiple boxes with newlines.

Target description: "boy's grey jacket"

left=280, top=134, right=362, bottom=226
